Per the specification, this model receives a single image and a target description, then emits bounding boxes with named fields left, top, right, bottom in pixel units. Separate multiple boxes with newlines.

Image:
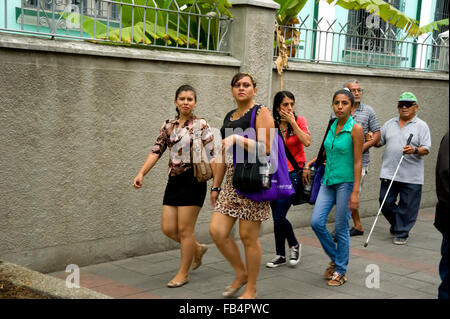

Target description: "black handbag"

left=232, top=140, right=272, bottom=193
left=283, top=136, right=307, bottom=206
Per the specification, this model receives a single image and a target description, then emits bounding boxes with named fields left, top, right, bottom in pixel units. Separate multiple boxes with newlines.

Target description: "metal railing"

left=0, top=0, right=233, bottom=54
left=275, top=16, right=449, bottom=72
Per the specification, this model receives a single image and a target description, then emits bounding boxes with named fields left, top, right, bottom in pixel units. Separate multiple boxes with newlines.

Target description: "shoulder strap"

left=316, top=118, right=335, bottom=166
left=281, top=131, right=301, bottom=171
left=250, top=104, right=262, bottom=129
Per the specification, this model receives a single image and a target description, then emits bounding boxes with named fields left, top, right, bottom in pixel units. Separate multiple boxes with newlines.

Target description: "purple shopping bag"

left=309, top=163, right=325, bottom=204
left=232, top=106, right=295, bottom=202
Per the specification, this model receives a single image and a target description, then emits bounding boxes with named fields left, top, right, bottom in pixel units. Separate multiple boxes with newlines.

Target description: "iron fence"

left=0, top=0, right=233, bottom=54
left=275, top=16, right=449, bottom=72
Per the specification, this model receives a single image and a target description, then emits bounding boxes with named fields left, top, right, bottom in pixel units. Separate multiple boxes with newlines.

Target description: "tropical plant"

left=273, top=0, right=308, bottom=88
left=64, top=0, right=233, bottom=50
left=275, top=0, right=308, bottom=25
left=327, top=0, right=448, bottom=37
left=273, top=0, right=449, bottom=88
left=274, top=0, right=449, bottom=37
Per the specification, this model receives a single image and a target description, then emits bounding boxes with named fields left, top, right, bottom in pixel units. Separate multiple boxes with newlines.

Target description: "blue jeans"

left=439, top=236, right=450, bottom=299
left=379, top=179, right=422, bottom=239
left=311, top=182, right=353, bottom=275
left=270, top=171, right=300, bottom=257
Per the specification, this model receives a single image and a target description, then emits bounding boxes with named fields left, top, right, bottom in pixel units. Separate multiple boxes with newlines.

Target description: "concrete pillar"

left=229, top=0, right=280, bottom=107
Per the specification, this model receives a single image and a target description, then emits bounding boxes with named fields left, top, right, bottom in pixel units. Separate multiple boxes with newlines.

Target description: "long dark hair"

left=272, top=91, right=296, bottom=135
left=174, top=84, right=197, bottom=117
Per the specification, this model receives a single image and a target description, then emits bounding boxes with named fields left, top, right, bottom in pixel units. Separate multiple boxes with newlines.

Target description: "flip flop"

left=349, top=227, right=364, bottom=236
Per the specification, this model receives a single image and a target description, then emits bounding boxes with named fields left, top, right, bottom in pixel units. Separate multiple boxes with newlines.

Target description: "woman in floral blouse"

left=133, top=85, right=215, bottom=288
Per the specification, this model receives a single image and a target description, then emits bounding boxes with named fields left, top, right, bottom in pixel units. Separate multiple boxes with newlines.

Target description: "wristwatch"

left=211, top=187, right=222, bottom=192
left=414, top=147, right=419, bottom=154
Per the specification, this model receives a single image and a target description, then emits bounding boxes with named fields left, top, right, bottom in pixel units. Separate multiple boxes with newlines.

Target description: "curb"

left=0, top=261, right=113, bottom=299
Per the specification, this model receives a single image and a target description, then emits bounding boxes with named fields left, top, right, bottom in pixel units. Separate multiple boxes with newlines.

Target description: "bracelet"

left=303, top=167, right=310, bottom=170
left=211, top=187, right=221, bottom=192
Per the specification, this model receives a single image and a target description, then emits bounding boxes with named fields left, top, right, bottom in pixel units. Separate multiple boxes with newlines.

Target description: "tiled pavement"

left=49, top=208, right=443, bottom=299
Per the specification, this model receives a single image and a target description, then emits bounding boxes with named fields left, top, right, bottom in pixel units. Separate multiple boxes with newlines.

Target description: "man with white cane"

left=374, top=92, right=431, bottom=245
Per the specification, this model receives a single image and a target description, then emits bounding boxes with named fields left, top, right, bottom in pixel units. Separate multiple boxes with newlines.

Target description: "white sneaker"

left=289, top=244, right=301, bottom=267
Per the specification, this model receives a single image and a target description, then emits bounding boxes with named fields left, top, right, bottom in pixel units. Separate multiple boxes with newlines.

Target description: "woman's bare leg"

left=238, top=219, right=262, bottom=299
left=209, top=212, right=248, bottom=287
left=162, top=205, right=203, bottom=254
left=161, top=205, right=180, bottom=242
left=162, top=205, right=201, bottom=283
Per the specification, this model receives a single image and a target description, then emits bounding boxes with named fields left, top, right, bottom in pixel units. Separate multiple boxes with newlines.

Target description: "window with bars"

left=433, top=0, right=449, bottom=39
left=24, top=0, right=119, bottom=20
left=346, top=0, right=402, bottom=54
left=430, top=0, right=449, bottom=60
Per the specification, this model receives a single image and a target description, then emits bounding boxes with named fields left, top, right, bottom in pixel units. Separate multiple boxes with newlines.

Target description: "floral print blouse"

left=151, top=115, right=215, bottom=176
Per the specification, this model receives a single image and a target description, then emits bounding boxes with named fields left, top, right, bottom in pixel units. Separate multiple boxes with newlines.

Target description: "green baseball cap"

left=398, top=92, right=418, bottom=103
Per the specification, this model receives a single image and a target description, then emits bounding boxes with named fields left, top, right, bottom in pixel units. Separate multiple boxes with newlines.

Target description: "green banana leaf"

left=417, top=18, right=449, bottom=36
left=104, top=0, right=230, bottom=49
left=275, top=0, right=448, bottom=37
left=164, top=0, right=233, bottom=49
left=64, top=12, right=198, bottom=46
left=63, top=11, right=109, bottom=36
left=64, top=0, right=235, bottom=49
left=274, top=0, right=308, bottom=25
left=328, top=0, right=419, bottom=35
left=330, top=0, right=449, bottom=36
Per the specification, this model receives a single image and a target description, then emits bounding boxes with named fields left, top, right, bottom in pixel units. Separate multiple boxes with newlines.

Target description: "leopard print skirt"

left=214, top=163, right=270, bottom=221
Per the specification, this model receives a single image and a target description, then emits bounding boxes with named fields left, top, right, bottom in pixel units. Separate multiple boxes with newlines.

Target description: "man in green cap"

left=375, top=92, right=431, bottom=245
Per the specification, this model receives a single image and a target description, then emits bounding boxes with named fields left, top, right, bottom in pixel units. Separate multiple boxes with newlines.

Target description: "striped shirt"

left=331, top=103, right=380, bottom=167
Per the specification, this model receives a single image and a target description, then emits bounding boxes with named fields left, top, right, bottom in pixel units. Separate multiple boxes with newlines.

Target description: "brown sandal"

left=324, top=261, right=335, bottom=280
left=327, top=272, right=347, bottom=286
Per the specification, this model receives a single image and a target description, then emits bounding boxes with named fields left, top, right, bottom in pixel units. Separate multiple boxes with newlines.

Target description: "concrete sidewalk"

left=49, top=208, right=442, bottom=299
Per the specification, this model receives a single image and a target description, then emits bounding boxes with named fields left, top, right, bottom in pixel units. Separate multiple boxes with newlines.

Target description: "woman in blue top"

left=310, top=89, right=364, bottom=286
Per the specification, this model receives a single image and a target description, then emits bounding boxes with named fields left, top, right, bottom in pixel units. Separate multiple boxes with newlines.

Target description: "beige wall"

left=0, top=1, right=448, bottom=273
left=0, top=41, right=240, bottom=272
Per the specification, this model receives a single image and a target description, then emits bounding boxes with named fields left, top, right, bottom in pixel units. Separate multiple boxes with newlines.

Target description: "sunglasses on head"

left=397, top=101, right=416, bottom=108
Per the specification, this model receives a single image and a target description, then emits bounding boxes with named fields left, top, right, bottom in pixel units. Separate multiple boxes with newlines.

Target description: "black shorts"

left=162, top=168, right=207, bottom=207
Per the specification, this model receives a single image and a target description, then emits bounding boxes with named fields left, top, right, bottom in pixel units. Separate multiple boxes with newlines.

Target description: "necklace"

left=231, top=106, right=252, bottom=121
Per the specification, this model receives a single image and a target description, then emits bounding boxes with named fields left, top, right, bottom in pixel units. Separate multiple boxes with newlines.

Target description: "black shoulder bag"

left=232, top=105, right=272, bottom=193
left=282, top=131, right=307, bottom=205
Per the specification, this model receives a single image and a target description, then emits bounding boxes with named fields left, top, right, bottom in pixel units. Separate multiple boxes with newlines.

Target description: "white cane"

left=363, top=133, right=413, bottom=248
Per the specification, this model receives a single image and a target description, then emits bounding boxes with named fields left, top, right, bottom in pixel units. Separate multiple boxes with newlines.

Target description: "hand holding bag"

left=283, top=135, right=307, bottom=206
left=232, top=139, right=272, bottom=193
left=305, top=118, right=334, bottom=204
left=308, top=163, right=325, bottom=204
left=232, top=105, right=295, bottom=202
left=191, top=119, right=213, bottom=182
